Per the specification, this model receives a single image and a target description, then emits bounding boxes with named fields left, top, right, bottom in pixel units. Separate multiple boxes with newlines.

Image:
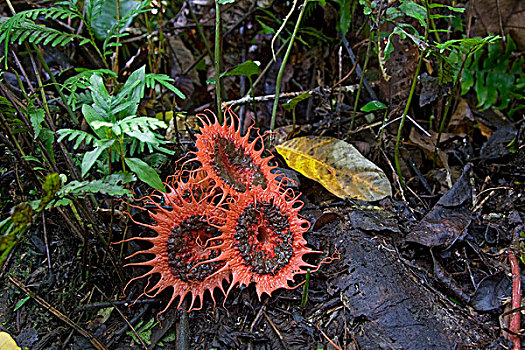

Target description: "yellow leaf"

left=276, top=136, right=392, bottom=201
left=0, top=332, right=21, bottom=350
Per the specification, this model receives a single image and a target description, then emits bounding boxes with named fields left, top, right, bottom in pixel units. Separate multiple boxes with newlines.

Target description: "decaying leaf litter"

left=0, top=0, right=524, bottom=349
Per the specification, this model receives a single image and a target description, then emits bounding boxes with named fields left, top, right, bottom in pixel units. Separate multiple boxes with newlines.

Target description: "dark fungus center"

left=167, top=215, right=224, bottom=282
left=234, top=201, right=294, bottom=275
left=212, top=136, right=267, bottom=192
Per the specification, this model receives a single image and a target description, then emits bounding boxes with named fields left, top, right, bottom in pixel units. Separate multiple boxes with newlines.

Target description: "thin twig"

left=507, top=251, right=522, bottom=350
left=42, top=213, right=52, bottom=271
left=224, top=85, right=359, bottom=107
left=263, top=311, right=288, bottom=350
left=94, top=286, right=148, bottom=350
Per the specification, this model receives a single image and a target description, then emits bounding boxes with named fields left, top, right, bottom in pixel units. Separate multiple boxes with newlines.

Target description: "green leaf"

left=82, top=104, right=106, bottom=138
left=14, top=295, right=30, bottom=312
left=221, top=60, right=260, bottom=78
left=29, top=108, right=45, bottom=139
left=335, top=0, right=352, bottom=36
left=11, top=203, right=33, bottom=228
left=86, top=0, right=144, bottom=40
left=58, top=172, right=135, bottom=198
left=39, top=173, right=62, bottom=211
left=89, top=74, right=112, bottom=113
left=81, top=139, right=114, bottom=177
left=125, top=157, right=165, bottom=192
left=145, top=73, right=186, bottom=99
left=361, top=100, right=387, bottom=112
left=39, top=128, right=56, bottom=163
left=399, top=0, right=427, bottom=27
left=283, top=92, right=311, bottom=111
left=115, top=66, right=145, bottom=118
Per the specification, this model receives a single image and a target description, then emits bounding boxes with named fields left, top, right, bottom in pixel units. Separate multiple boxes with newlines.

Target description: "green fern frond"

left=0, top=12, right=87, bottom=67
left=145, top=73, right=186, bottom=99
left=58, top=172, right=135, bottom=198
left=18, top=7, right=81, bottom=21
left=56, top=129, right=97, bottom=149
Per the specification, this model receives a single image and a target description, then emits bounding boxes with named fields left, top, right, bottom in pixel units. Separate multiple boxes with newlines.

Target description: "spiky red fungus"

left=206, top=187, right=321, bottom=300
left=189, top=109, right=282, bottom=198
left=123, top=179, right=229, bottom=313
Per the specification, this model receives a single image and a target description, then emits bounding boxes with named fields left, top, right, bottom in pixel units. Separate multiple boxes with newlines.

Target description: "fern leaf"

left=56, top=129, right=96, bottom=149
left=58, top=172, right=135, bottom=198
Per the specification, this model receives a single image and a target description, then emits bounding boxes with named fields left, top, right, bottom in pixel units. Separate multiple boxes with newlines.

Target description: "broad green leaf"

left=221, top=60, right=260, bottom=78
left=81, top=139, right=114, bottom=177
left=82, top=104, right=107, bottom=139
left=361, top=100, right=387, bottom=112
left=89, top=74, right=112, bottom=112
left=86, top=0, right=144, bottom=40
left=125, top=157, right=165, bottom=192
left=115, top=65, right=145, bottom=118
left=283, top=92, right=311, bottom=111
left=39, top=128, right=56, bottom=163
left=276, top=136, right=392, bottom=201
left=335, top=0, right=352, bottom=35
left=399, top=0, right=427, bottom=27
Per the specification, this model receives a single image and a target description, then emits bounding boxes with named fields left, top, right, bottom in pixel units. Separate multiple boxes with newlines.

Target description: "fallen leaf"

left=276, top=136, right=392, bottom=201
left=0, top=332, right=21, bottom=350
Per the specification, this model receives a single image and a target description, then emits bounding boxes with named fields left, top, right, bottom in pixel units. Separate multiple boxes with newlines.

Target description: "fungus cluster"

left=123, top=108, right=320, bottom=313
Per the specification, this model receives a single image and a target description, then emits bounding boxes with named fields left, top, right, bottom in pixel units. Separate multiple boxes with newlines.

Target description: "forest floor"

left=1, top=0, right=525, bottom=349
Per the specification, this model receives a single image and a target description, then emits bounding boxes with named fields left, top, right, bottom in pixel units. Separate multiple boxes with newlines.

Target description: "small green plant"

left=57, top=66, right=181, bottom=191
left=461, top=35, right=525, bottom=117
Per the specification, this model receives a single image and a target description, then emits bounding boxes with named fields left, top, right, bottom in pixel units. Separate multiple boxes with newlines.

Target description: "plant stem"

left=33, top=45, right=79, bottom=125
left=394, top=2, right=429, bottom=188
left=214, top=0, right=223, bottom=123
left=188, top=2, right=214, bottom=64
left=350, top=38, right=372, bottom=130
left=270, top=0, right=309, bottom=131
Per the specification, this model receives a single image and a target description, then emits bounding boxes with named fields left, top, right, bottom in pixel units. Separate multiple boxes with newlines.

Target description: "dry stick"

left=224, top=85, right=359, bottom=107
left=75, top=298, right=156, bottom=311
left=8, top=275, right=107, bottom=350
left=33, top=45, right=79, bottom=125
left=263, top=312, right=288, bottom=350
left=188, top=2, right=213, bottom=64
left=42, top=212, right=52, bottom=271
left=340, top=34, right=377, bottom=100
left=508, top=251, right=521, bottom=350
left=93, top=286, right=148, bottom=350
left=316, top=322, right=342, bottom=350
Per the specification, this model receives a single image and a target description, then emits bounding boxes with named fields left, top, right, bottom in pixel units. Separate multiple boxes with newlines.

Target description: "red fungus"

left=122, top=178, right=229, bottom=313
left=188, top=109, right=282, bottom=199
left=206, top=187, right=321, bottom=300
left=122, top=110, right=329, bottom=313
